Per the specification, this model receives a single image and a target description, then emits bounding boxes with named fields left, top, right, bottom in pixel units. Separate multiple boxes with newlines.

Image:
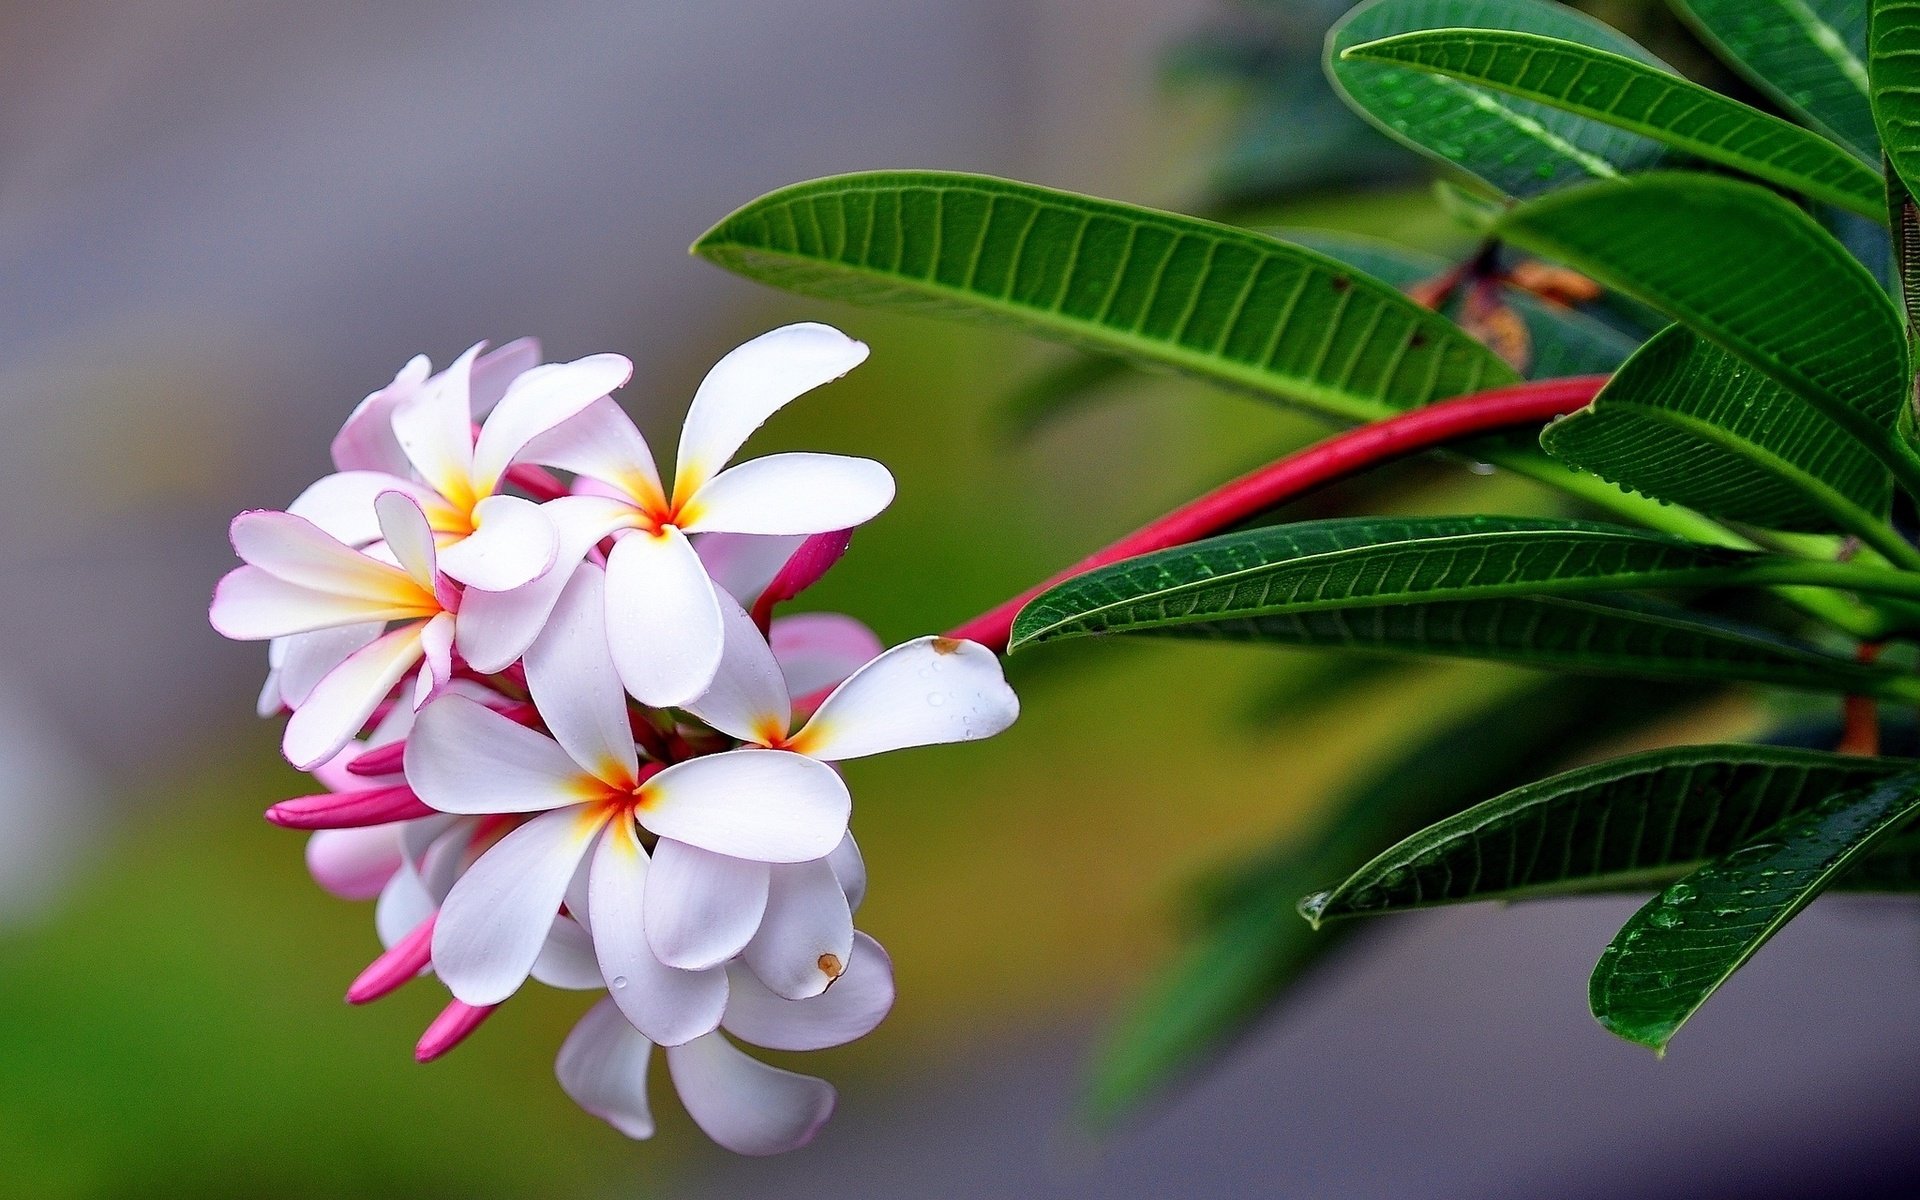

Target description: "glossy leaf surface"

left=1670, top=0, right=1876, bottom=158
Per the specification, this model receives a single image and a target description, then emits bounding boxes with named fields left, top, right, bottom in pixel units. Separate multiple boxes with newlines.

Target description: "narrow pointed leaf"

left=1671, top=0, right=1876, bottom=159
left=1327, top=0, right=1670, bottom=197
left=1302, top=745, right=1909, bottom=922
left=694, top=171, right=1516, bottom=425
left=1590, top=769, right=1920, bottom=1051
left=1496, top=174, right=1911, bottom=477
left=1873, top=0, right=1920, bottom=200
left=1540, top=325, right=1895, bottom=536
left=1342, top=29, right=1885, bottom=218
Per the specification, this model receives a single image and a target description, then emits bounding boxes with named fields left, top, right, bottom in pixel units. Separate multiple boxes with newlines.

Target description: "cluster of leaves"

left=692, top=0, right=1920, bottom=1119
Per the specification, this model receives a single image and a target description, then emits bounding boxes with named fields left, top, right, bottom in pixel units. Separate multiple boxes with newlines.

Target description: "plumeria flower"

left=212, top=491, right=465, bottom=768
left=289, top=341, right=632, bottom=592
left=519, top=322, right=894, bottom=706
left=404, top=564, right=850, bottom=1043
left=662, top=595, right=1018, bottom=997
left=558, top=932, right=895, bottom=1154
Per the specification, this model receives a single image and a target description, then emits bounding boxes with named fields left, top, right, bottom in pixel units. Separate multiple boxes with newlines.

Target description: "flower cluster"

left=209, top=325, right=1020, bottom=1154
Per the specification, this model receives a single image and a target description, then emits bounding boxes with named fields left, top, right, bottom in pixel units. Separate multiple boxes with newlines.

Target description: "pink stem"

left=265, top=784, right=434, bottom=830
left=346, top=914, right=436, bottom=1005
left=415, top=1000, right=498, bottom=1062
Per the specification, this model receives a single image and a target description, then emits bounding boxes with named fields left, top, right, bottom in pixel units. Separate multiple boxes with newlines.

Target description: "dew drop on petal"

left=611, top=976, right=629, bottom=990
left=926, top=692, right=946, bottom=707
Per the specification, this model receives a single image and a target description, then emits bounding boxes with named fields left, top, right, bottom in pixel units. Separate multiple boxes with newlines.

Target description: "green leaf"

left=693, top=171, right=1517, bottom=425
left=1341, top=29, right=1886, bottom=219
left=1327, top=0, right=1671, bottom=197
left=1590, top=769, right=1920, bottom=1051
left=1496, top=173, right=1913, bottom=483
left=1301, top=745, right=1909, bottom=922
left=1873, top=0, right=1920, bottom=201
left=1035, top=592, right=1908, bottom=697
left=1836, top=829, right=1920, bottom=888
left=1006, top=515, right=1920, bottom=648
left=1540, top=325, right=1898, bottom=542
left=1670, top=0, right=1877, bottom=159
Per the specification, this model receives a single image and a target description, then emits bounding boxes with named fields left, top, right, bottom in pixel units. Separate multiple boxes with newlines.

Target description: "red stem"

left=945, top=376, right=1606, bottom=654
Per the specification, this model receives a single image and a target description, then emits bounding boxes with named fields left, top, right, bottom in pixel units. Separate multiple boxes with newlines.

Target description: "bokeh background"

left=4, top=1, right=1919, bottom=1196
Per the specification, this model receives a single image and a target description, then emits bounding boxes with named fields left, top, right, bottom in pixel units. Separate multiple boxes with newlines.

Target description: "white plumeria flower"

left=404, top=564, right=850, bottom=1043
left=659, top=595, right=1017, bottom=998
left=557, top=932, right=895, bottom=1153
left=520, top=322, right=894, bottom=706
left=288, top=341, right=632, bottom=592
left=212, top=491, right=463, bottom=769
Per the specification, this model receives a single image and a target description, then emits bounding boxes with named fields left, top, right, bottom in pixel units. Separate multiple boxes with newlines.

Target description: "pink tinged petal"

left=416, top=1000, right=498, bottom=1062
left=287, top=470, right=420, bottom=546
left=373, top=491, right=440, bottom=593
left=412, top=612, right=457, bottom=710
left=790, top=636, right=1019, bottom=762
left=771, top=613, right=885, bottom=699
left=434, top=495, right=558, bottom=591
left=643, top=839, right=771, bottom=971
left=693, top=532, right=807, bottom=606
left=228, top=510, right=428, bottom=605
left=724, top=932, right=894, bottom=1051
left=523, top=565, right=637, bottom=787
left=741, top=857, right=853, bottom=1000
left=279, top=623, right=384, bottom=708
left=433, top=805, right=607, bottom=1006
left=557, top=997, right=657, bottom=1140
left=826, top=832, right=867, bottom=913
left=305, top=826, right=404, bottom=899
left=757, top=529, right=853, bottom=613
left=347, top=912, right=435, bottom=1004
left=469, top=354, right=635, bottom=496
left=404, top=694, right=596, bottom=815
left=681, top=592, right=791, bottom=745
left=267, top=784, right=433, bottom=829
left=469, top=337, right=541, bottom=417
left=604, top=526, right=725, bottom=707
left=683, top=453, right=894, bottom=537
left=391, top=344, right=480, bottom=505
left=454, top=494, right=635, bottom=672
left=283, top=623, right=428, bottom=770
left=332, top=354, right=432, bottom=474
left=674, top=322, right=869, bottom=497
left=522, top=396, right=665, bottom=508
left=665, top=1032, right=836, bottom=1157
left=637, top=750, right=849, bottom=863
left=346, top=740, right=407, bottom=779
left=532, top=916, right=604, bottom=990
left=587, top=818, right=729, bottom=1045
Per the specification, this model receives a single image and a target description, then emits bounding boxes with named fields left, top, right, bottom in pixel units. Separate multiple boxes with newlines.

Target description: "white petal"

left=374, top=857, right=437, bottom=949
left=210, top=566, right=413, bottom=640
left=556, top=997, right=656, bottom=1140
left=523, top=396, right=665, bottom=509
left=604, top=526, right=724, bottom=707
left=373, top=491, right=440, bottom=593
left=638, top=750, right=848, bottom=863
left=391, top=344, right=479, bottom=504
left=306, top=827, right=404, bottom=900
left=741, top=857, right=853, bottom=1000
left=675, top=323, right=869, bottom=495
left=470, top=353, right=634, bottom=495
left=725, top=932, right=894, bottom=1051
left=522, top=565, right=637, bottom=787
left=404, top=693, right=596, bottom=814
left=644, top=839, right=770, bottom=971
left=680, top=591, right=790, bottom=745
left=827, top=832, right=867, bottom=913
left=531, top=916, right=605, bottom=990
left=771, top=613, right=885, bottom=699
left=283, top=623, right=427, bottom=770
left=433, top=805, right=605, bottom=1005
left=332, top=354, right=431, bottom=475
left=229, top=510, right=426, bottom=603
left=684, top=453, right=894, bottom=536
left=693, top=532, right=807, bottom=607
left=454, top=494, right=634, bottom=672
left=587, top=818, right=729, bottom=1045
left=287, top=471, right=420, bottom=546
left=435, top=494, right=558, bottom=592
left=791, top=636, right=1018, bottom=762
left=469, top=338, right=541, bottom=417
left=666, top=1032, right=836, bottom=1157
left=278, top=623, right=384, bottom=707
left=411, top=612, right=456, bottom=709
